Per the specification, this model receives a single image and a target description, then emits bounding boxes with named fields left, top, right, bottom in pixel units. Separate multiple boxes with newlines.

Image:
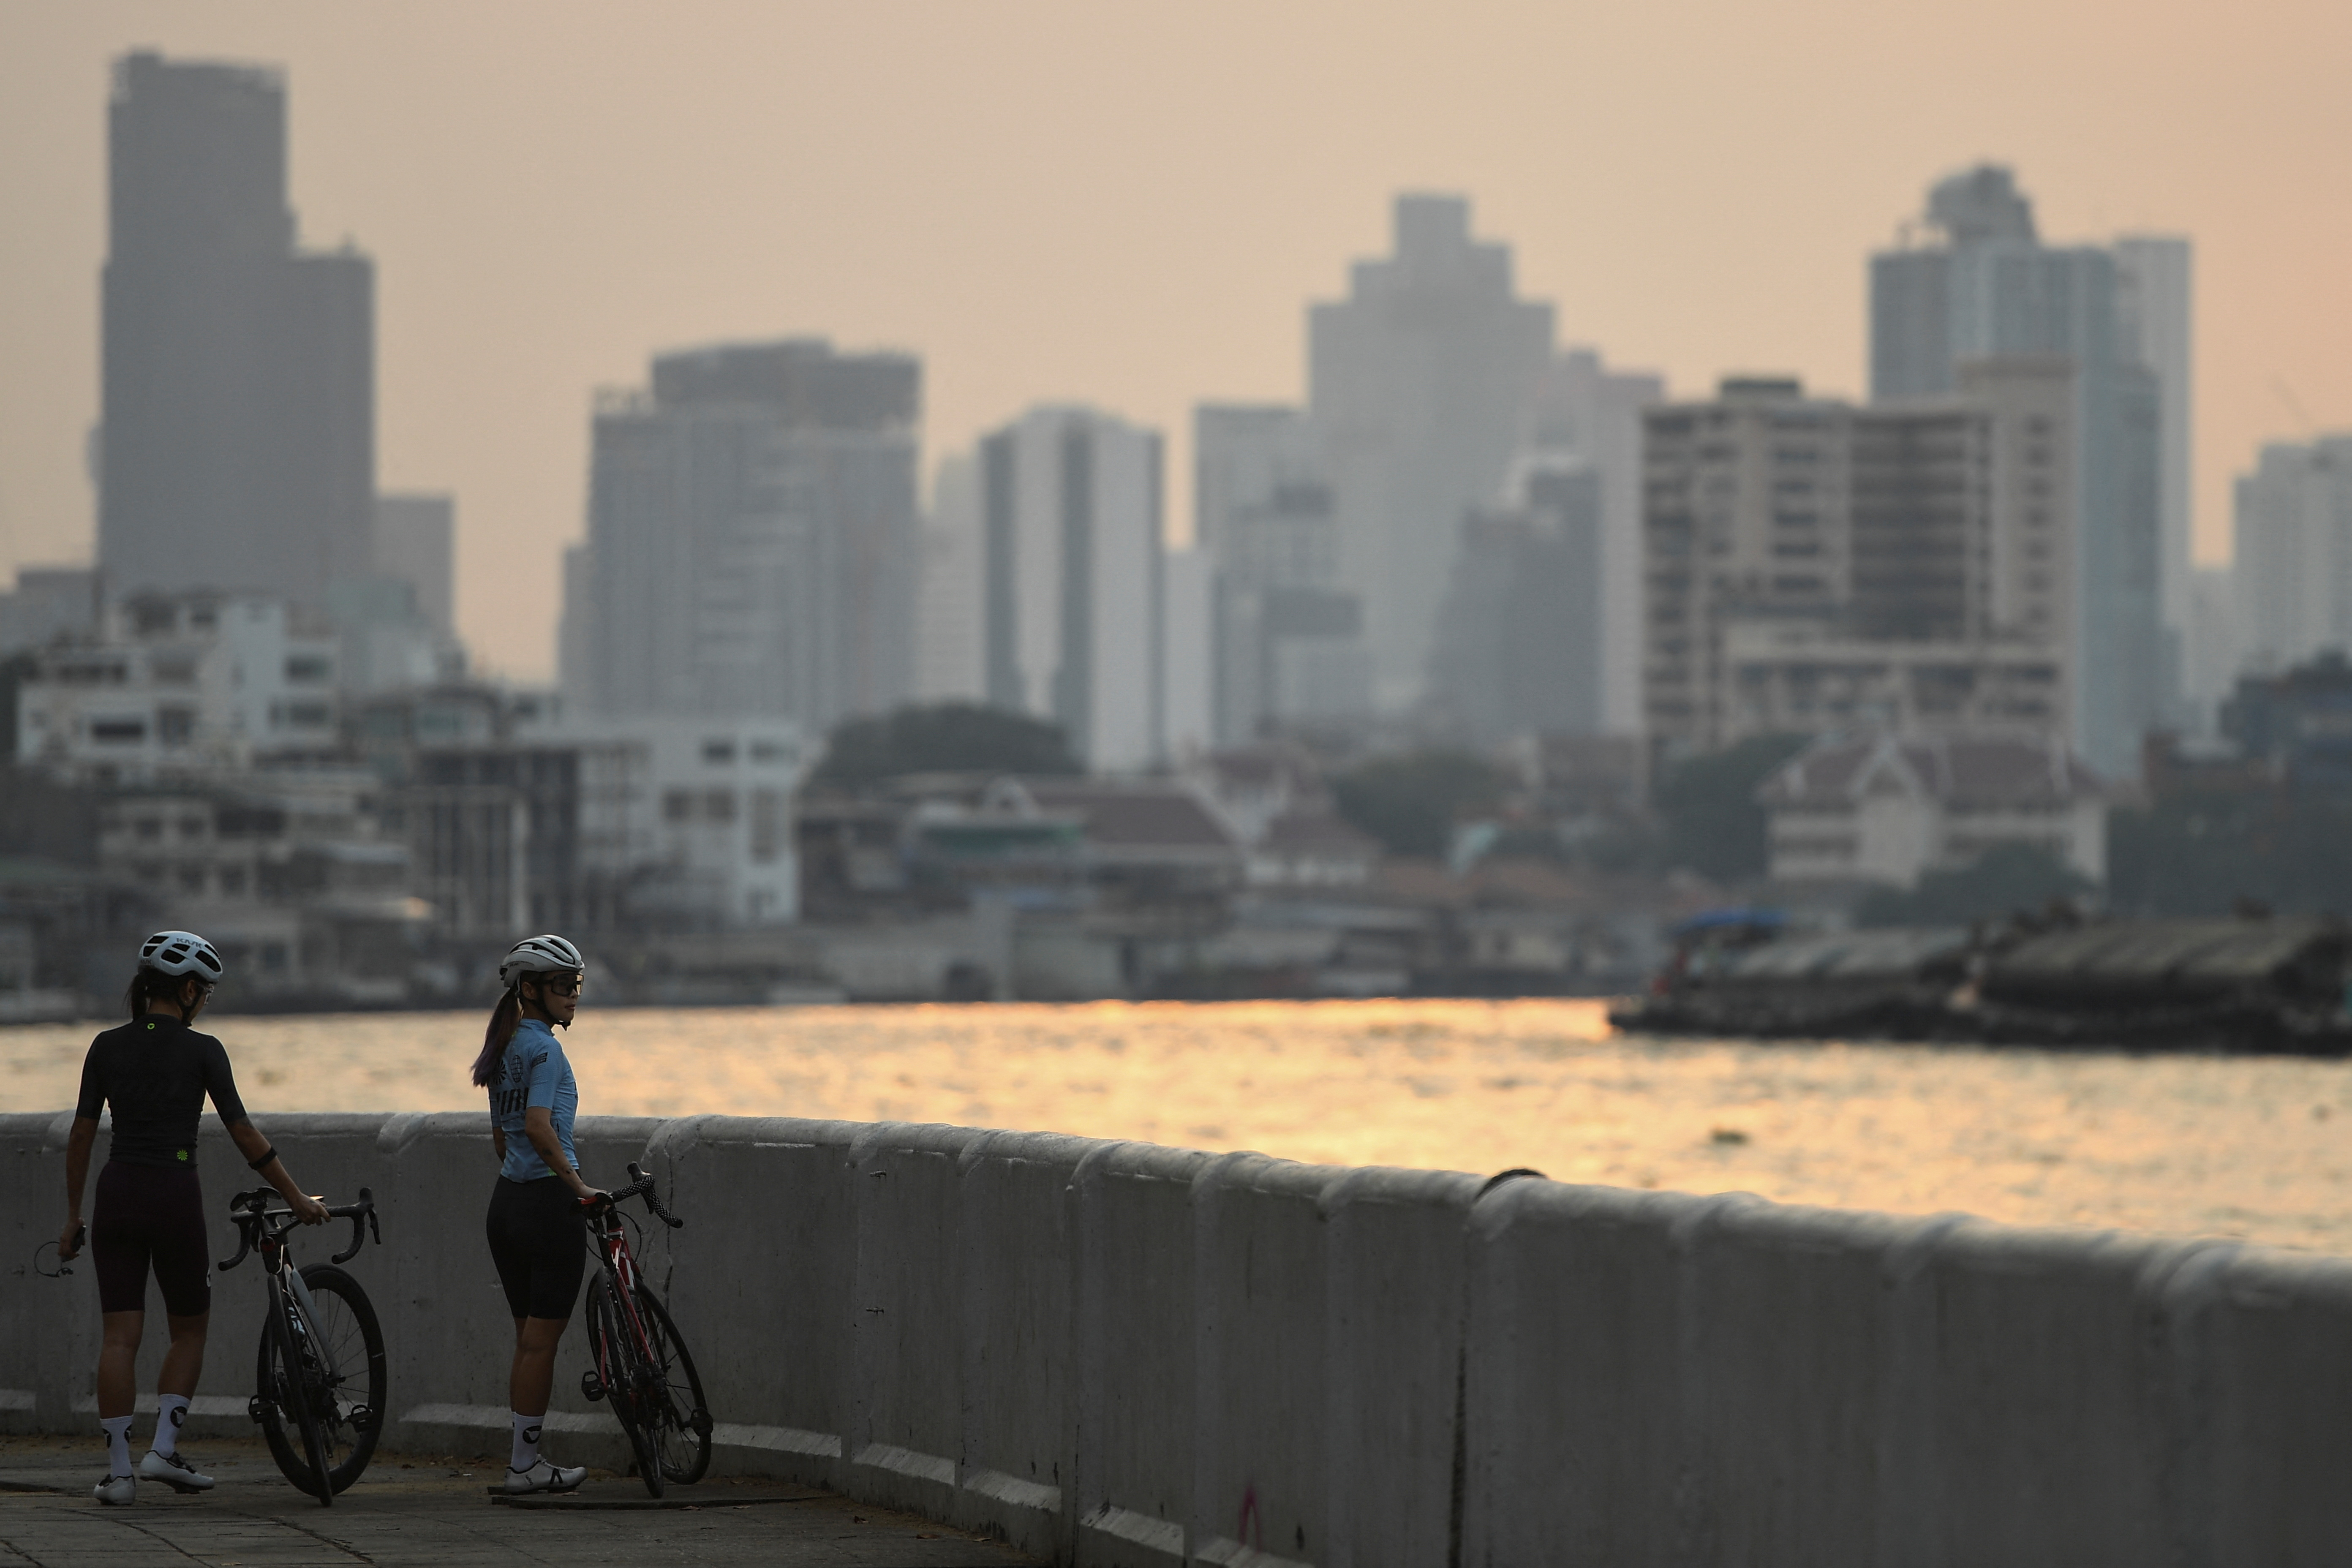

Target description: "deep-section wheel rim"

left=634, top=1288, right=711, bottom=1485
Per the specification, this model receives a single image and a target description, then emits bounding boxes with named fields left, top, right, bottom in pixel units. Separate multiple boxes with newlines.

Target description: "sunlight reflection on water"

left=10, top=998, right=2349, bottom=1252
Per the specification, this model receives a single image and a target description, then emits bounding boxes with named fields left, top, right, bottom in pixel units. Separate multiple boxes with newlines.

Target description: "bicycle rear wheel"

left=634, top=1288, right=712, bottom=1485
left=256, top=1291, right=334, bottom=1504
left=588, top=1278, right=663, bottom=1497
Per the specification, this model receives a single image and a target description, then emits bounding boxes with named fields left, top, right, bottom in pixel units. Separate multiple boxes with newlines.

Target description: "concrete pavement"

left=0, top=1435, right=1040, bottom=1566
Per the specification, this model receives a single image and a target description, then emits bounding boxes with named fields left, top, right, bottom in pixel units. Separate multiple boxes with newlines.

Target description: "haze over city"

left=4, top=0, right=2347, bottom=679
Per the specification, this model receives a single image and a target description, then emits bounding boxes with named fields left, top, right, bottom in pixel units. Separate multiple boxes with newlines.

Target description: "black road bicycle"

left=578, top=1162, right=710, bottom=1497
left=218, top=1189, right=387, bottom=1504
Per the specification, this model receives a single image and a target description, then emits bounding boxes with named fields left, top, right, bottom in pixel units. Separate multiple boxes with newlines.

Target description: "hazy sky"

left=3, top=2, right=2347, bottom=680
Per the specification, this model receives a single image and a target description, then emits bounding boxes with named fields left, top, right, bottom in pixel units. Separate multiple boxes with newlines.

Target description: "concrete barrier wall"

left=8, top=1108, right=2352, bottom=1565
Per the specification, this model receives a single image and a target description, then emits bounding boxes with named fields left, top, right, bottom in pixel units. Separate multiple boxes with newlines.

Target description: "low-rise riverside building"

left=1758, top=729, right=2107, bottom=887
left=15, top=591, right=343, bottom=782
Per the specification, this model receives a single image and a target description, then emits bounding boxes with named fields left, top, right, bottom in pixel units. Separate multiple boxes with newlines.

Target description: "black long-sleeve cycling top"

left=74, top=1013, right=249, bottom=1168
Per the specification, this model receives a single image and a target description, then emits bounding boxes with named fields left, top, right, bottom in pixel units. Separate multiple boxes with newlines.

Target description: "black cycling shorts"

left=91, top=1161, right=210, bottom=1317
left=485, top=1175, right=586, bottom=1322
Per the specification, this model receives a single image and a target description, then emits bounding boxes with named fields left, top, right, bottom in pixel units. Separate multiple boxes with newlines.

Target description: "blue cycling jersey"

left=488, top=1018, right=578, bottom=1183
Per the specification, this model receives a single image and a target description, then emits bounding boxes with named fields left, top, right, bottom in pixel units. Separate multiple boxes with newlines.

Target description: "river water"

left=9, top=999, right=2349, bottom=1253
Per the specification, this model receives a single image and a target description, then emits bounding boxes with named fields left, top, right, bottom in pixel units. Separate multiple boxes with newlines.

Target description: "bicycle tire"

left=589, top=1278, right=664, bottom=1497
left=254, top=1267, right=386, bottom=1500
left=634, top=1288, right=712, bottom=1485
left=257, top=1290, right=334, bottom=1504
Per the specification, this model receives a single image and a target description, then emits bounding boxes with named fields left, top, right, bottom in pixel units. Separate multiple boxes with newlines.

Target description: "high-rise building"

left=564, top=339, right=921, bottom=734
left=1644, top=368, right=2076, bottom=753
left=2182, top=564, right=2241, bottom=720
left=2112, top=237, right=2194, bottom=637
left=1309, top=195, right=1554, bottom=708
left=99, top=52, right=374, bottom=611
left=914, top=454, right=986, bottom=704
left=1869, top=165, right=2171, bottom=775
left=1193, top=404, right=1367, bottom=742
left=1424, top=461, right=1604, bottom=745
left=2232, top=436, right=2352, bottom=677
left=373, top=493, right=455, bottom=638
left=1520, top=349, right=1664, bottom=732
left=978, top=407, right=1164, bottom=770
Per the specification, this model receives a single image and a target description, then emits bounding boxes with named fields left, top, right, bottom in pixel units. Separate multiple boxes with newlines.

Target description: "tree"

left=1853, top=842, right=2095, bottom=928
left=1330, top=749, right=1505, bottom=858
left=810, top=702, right=1080, bottom=792
left=1653, top=733, right=1809, bottom=883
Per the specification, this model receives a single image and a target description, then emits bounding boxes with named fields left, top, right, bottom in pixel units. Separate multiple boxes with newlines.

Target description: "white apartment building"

left=1645, top=362, right=2076, bottom=755
left=1759, top=730, right=2106, bottom=888
left=976, top=406, right=1165, bottom=771
left=16, top=592, right=342, bottom=782
left=560, top=715, right=811, bottom=926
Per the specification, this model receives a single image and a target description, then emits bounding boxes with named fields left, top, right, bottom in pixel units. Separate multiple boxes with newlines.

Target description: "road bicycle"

left=578, top=1162, right=710, bottom=1497
left=218, top=1188, right=387, bottom=1505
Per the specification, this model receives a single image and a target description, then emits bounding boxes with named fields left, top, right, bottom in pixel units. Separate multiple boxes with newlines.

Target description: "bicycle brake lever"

left=369, top=1209, right=381, bottom=1246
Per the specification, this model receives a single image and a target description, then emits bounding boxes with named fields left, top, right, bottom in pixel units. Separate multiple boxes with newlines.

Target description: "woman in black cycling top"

left=56, top=932, right=328, bottom=1507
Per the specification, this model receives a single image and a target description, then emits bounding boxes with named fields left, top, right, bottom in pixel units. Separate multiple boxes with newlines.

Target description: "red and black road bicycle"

left=578, top=1162, right=711, bottom=1497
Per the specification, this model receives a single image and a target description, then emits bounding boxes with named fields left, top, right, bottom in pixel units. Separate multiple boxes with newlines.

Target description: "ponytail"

left=471, top=986, right=523, bottom=1087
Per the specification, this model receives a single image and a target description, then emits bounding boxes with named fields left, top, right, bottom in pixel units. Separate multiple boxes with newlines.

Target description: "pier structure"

left=3, top=1110, right=2347, bottom=1564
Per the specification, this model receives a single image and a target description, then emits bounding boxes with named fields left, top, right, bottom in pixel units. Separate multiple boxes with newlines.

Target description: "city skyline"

left=3, top=3, right=2348, bottom=680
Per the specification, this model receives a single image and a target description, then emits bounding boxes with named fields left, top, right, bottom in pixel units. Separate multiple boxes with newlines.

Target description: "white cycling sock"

left=100, top=1415, right=133, bottom=1478
left=510, top=1410, right=543, bottom=1472
left=152, top=1394, right=190, bottom=1457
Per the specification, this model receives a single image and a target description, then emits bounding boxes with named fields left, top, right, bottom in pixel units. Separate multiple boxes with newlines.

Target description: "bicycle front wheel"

left=255, top=1266, right=387, bottom=1500
left=635, top=1288, right=712, bottom=1485
left=588, top=1278, right=663, bottom=1497
left=258, top=1292, right=333, bottom=1504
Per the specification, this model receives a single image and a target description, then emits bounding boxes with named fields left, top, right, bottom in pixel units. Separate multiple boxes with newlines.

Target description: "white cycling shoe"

left=139, top=1449, right=215, bottom=1492
left=504, top=1457, right=588, bottom=1495
left=92, top=1473, right=136, bottom=1505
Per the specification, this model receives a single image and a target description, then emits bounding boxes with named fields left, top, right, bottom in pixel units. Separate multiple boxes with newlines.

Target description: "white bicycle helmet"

left=498, top=934, right=585, bottom=990
left=139, top=930, right=225, bottom=982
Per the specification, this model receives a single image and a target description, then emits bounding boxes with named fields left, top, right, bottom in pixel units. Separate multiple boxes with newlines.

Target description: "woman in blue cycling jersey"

left=472, top=934, right=604, bottom=1496
left=58, top=932, right=328, bottom=1506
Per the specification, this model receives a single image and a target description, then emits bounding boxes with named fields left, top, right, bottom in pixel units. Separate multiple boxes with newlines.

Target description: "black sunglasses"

left=534, top=973, right=583, bottom=998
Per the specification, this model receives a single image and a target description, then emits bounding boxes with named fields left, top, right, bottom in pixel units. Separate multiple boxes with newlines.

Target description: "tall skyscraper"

left=978, top=407, right=1164, bottom=770
left=914, top=454, right=986, bottom=704
left=1869, top=165, right=2173, bottom=776
left=373, top=493, right=455, bottom=638
left=99, top=52, right=374, bottom=610
left=1194, top=404, right=1367, bottom=743
left=1309, top=195, right=1554, bottom=709
left=564, top=339, right=920, bottom=732
left=1518, top=348, right=1663, bottom=731
left=2232, top=436, right=2352, bottom=677
left=1424, top=461, right=1604, bottom=745
left=2112, top=237, right=2195, bottom=637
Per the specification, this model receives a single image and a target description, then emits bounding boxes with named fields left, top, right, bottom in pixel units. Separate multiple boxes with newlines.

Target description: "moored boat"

left=1612, top=912, right=2352, bottom=1055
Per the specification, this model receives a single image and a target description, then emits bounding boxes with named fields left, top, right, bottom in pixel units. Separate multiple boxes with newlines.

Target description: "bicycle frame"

left=588, top=1205, right=664, bottom=1374
left=262, top=1239, right=339, bottom=1388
